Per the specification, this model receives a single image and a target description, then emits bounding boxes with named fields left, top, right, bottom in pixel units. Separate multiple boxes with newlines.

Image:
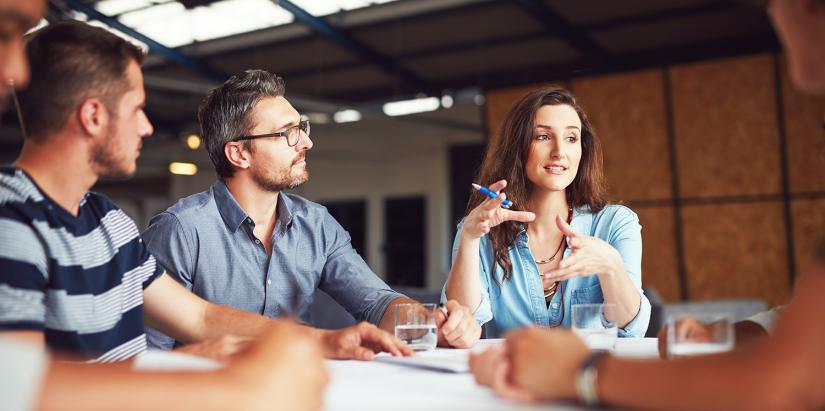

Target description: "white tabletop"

left=323, top=338, right=659, bottom=411
left=135, top=338, right=659, bottom=411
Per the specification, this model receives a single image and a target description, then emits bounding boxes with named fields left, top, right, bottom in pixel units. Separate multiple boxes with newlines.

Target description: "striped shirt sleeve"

left=0, top=217, right=48, bottom=331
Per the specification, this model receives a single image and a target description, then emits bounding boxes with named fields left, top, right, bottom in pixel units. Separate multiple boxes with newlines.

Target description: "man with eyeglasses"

left=143, top=69, right=482, bottom=353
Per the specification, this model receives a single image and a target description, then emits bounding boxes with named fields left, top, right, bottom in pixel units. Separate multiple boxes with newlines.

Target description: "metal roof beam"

left=64, top=0, right=227, bottom=82
left=274, top=0, right=430, bottom=93
left=510, top=0, right=612, bottom=67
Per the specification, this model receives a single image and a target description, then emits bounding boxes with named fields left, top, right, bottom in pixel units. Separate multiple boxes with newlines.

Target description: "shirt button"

left=266, top=279, right=272, bottom=286
left=247, top=218, right=253, bottom=224
left=255, top=239, right=261, bottom=244
left=551, top=303, right=559, bottom=309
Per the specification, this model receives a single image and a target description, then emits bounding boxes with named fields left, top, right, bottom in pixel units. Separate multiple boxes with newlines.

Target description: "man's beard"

left=90, top=125, right=135, bottom=180
left=251, top=163, right=309, bottom=192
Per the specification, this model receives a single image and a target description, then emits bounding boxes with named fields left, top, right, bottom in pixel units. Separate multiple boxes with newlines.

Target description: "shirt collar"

left=212, top=180, right=295, bottom=232
left=212, top=180, right=249, bottom=232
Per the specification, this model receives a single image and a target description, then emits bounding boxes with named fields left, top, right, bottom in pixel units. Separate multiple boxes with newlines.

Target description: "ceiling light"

left=306, top=112, right=331, bottom=125
left=169, top=162, right=198, bottom=176
left=185, top=134, right=202, bottom=150
left=440, top=94, right=454, bottom=109
left=333, top=109, right=361, bottom=123
left=382, top=96, right=440, bottom=117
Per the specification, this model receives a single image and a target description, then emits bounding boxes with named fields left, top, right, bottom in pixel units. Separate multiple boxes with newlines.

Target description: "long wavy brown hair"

left=469, top=87, right=607, bottom=284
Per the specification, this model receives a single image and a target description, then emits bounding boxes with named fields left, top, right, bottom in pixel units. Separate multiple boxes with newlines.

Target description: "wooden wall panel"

left=573, top=70, right=671, bottom=202
left=682, top=202, right=790, bottom=307
left=781, top=60, right=825, bottom=193
left=484, top=82, right=565, bottom=141
left=670, top=54, right=781, bottom=198
left=791, top=199, right=825, bottom=269
left=636, top=206, right=681, bottom=302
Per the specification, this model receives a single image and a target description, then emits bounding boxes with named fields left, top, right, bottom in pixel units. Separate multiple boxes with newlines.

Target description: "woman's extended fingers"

left=555, top=214, right=577, bottom=238
left=502, top=209, right=536, bottom=223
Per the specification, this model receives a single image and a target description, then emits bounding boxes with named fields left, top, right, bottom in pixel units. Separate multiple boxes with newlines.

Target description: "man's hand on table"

left=320, top=321, right=413, bottom=360
left=436, top=300, right=482, bottom=348
left=470, top=327, right=590, bottom=402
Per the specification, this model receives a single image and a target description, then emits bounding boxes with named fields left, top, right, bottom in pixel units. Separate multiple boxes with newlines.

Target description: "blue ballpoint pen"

left=471, top=183, right=512, bottom=208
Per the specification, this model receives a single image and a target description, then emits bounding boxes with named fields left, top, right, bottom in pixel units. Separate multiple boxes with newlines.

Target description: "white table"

left=323, top=338, right=659, bottom=411
left=136, top=338, right=659, bottom=411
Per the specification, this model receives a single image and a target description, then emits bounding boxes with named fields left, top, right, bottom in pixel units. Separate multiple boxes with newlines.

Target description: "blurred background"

left=3, top=0, right=824, bottom=326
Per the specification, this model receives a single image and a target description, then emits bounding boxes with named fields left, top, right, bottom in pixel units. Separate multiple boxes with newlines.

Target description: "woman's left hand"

left=543, top=215, right=623, bottom=282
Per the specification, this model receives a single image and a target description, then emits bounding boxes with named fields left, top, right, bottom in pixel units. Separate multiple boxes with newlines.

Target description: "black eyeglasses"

left=231, top=119, right=310, bottom=147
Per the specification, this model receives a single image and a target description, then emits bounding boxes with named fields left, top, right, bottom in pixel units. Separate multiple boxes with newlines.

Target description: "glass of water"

left=666, top=313, right=734, bottom=358
left=572, top=303, right=618, bottom=351
left=394, top=303, right=438, bottom=351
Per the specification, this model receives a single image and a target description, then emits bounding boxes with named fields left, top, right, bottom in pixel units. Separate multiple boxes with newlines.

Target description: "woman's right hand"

left=462, top=180, right=536, bottom=240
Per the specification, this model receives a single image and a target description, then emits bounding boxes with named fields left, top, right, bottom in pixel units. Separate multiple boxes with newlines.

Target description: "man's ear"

left=224, top=142, right=251, bottom=171
left=77, top=98, right=109, bottom=139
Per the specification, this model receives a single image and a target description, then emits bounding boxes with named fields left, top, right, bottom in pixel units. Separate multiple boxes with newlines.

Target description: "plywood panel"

left=682, top=201, right=790, bottom=307
left=484, top=82, right=565, bottom=141
left=781, top=58, right=825, bottom=193
left=791, top=198, right=825, bottom=270
left=635, top=206, right=680, bottom=302
left=573, top=70, right=671, bottom=202
left=670, top=54, right=781, bottom=198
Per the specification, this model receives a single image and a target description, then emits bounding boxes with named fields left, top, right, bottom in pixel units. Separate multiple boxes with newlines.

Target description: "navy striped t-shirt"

left=0, top=167, right=163, bottom=362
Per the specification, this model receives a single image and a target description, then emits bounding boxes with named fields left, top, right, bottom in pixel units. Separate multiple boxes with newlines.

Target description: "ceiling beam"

left=510, top=0, right=612, bottom=67
left=274, top=0, right=430, bottom=93
left=64, top=0, right=227, bottom=82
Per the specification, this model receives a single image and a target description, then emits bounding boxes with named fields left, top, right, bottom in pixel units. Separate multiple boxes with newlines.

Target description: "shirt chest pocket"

left=571, top=282, right=604, bottom=305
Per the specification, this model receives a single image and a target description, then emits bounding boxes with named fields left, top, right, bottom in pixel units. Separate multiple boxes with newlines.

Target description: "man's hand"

left=320, top=322, right=413, bottom=360
left=174, top=335, right=254, bottom=362
left=505, top=327, right=589, bottom=402
left=469, top=346, right=535, bottom=402
left=656, top=317, right=712, bottom=359
left=436, top=300, right=482, bottom=348
left=228, top=321, right=328, bottom=411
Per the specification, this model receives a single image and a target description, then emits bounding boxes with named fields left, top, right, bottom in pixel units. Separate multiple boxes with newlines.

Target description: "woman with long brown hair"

left=444, top=87, right=650, bottom=338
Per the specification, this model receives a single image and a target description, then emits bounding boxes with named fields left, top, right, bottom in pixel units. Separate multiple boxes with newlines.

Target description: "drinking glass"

left=572, top=303, right=618, bottom=351
left=394, top=303, right=438, bottom=351
left=666, top=313, right=734, bottom=358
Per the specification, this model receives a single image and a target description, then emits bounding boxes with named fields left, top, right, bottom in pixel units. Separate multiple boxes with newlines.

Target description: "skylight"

left=91, top=0, right=398, bottom=48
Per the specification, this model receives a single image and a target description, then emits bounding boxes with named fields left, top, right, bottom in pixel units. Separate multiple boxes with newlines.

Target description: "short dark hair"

left=19, top=21, right=144, bottom=140
left=198, top=69, right=286, bottom=179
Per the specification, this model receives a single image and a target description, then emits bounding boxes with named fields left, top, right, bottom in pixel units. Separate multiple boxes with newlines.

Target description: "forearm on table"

left=378, top=296, right=417, bottom=333
left=200, top=303, right=275, bottom=342
left=36, top=362, right=245, bottom=411
left=445, top=236, right=482, bottom=310
left=597, top=346, right=783, bottom=411
left=597, top=268, right=641, bottom=328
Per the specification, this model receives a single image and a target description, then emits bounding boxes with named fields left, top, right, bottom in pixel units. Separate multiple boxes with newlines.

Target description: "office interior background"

left=3, top=0, right=823, bottom=324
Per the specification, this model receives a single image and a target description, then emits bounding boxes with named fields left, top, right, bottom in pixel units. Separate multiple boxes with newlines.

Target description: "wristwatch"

left=576, top=351, right=609, bottom=406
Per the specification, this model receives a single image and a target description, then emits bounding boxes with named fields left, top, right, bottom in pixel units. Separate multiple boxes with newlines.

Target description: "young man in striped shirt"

left=0, top=21, right=409, bottom=364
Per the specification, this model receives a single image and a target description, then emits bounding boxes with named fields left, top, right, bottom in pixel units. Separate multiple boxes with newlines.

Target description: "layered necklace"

left=534, top=207, right=573, bottom=300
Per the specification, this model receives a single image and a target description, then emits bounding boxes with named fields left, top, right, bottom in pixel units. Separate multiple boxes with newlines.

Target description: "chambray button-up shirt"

left=143, top=181, right=404, bottom=349
left=444, top=205, right=651, bottom=338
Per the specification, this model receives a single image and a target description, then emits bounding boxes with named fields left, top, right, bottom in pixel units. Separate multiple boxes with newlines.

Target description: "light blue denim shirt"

left=444, top=204, right=650, bottom=338
left=143, top=180, right=405, bottom=349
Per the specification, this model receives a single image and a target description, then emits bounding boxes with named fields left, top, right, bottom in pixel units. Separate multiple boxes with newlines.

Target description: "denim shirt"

left=143, top=180, right=404, bottom=349
left=444, top=204, right=650, bottom=338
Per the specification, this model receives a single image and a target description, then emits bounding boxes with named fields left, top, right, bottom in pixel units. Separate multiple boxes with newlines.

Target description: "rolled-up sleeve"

left=141, top=212, right=196, bottom=350
left=442, top=220, right=493, bottom=326
left=318, top=212, right=404, bottom=325
left=608, top=207, right=650, bottom=338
